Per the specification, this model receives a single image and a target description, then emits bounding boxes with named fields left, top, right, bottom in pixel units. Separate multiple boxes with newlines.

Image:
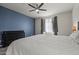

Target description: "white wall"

left=44, top=11, right=72, bottom=36
left=35, top=11, right=72, bottom=36
left=72, top=4, right=79, bottom=31
left=57, top=11, right=72, bottom=36
left=35, top=18, right=41, bottom=34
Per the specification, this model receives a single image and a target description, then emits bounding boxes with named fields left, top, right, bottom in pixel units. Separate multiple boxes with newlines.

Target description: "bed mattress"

left=6, top=34, right=79, bottom=55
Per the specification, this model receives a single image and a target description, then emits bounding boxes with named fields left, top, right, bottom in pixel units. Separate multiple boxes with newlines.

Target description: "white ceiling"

left=0, top=3, right=75, bottom=18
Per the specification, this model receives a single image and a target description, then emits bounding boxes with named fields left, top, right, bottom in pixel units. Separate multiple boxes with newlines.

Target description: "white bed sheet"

left=6, top=34, right=79, bottom=55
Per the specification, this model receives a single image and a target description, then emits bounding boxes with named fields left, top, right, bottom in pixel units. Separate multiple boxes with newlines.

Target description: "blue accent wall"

left=0, top=6, right=35, bottom=37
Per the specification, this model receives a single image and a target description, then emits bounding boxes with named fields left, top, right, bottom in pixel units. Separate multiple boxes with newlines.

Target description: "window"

left=45, top=18, right=53, bottom=33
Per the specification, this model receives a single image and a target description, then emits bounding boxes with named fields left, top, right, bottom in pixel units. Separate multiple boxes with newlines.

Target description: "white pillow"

left=70, top=31, right=79, bottom=39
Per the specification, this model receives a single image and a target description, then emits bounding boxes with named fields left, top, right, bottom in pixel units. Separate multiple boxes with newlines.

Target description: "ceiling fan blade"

left=28, top=4, right=36, bottom=8
left=29, top=10, right=35, bottom=12
left=39, top=9, right=47, bottom=11
left=38, top=3, right=44, bottom=8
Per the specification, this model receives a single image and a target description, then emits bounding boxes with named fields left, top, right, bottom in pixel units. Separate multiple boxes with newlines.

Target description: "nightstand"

left=0, top=47, right=7, bottom=55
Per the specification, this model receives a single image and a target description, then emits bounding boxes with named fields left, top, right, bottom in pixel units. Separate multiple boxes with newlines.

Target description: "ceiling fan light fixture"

left=28, top=3, right=47, bottom=14
left=36, top=9, right=39, bottom=12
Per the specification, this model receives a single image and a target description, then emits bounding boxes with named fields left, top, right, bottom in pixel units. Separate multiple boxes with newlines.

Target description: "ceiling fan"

left=27, top=3, right=47, bottom=14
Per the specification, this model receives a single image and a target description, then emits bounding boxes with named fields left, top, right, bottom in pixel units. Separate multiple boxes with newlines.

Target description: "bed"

left=6, top=33, right=79, bottom=55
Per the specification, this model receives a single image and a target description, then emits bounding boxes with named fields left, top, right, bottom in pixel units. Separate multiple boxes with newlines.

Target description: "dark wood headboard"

left=1, top=31, right=25, bottom=47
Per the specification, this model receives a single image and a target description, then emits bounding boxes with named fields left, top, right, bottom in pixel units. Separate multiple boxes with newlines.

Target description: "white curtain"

left=44, top=18, right=53, bottom=33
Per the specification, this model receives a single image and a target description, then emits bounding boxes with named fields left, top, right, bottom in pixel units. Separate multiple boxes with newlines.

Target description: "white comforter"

left=6, top=34, right=79, bottom=55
